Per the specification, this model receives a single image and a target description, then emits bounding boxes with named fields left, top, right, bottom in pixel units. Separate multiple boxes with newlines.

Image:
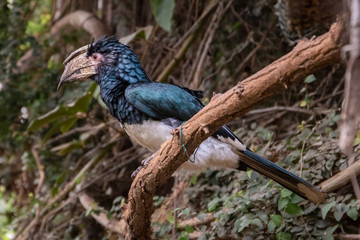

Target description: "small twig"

left=246, top=106, right=317, bottom=116
left=325, top=75, right=344, bottom=106
left=201, top=36, right=251, bottom=83
left=233, top=19, right=276, bottom=76
left=191, top=0, right=233, bottom=89
left=317, top=64, right=341, bottom=100
left=185, top=0, right=195, bottom=30
left=45, top=123, right=105, bottom=146
left=230, top=6, right=250, bottom=33
left=31, top=146, right=45, bottom=196
left=38, top=148, right=138, bottom=236
left=77, top=151, right=139, bottom=192
left=172, top=176, right=179, bottom=239
left=155, top=28, right=200, bottom=83
left=311, top=90, right=344, bottom=106
left=173, top=0, right=220, bottom=49
left=299, top=125, right=317, bottom=177
left=191, top=5, right=222, bottom=88
left=77, top=189, right=128, bottom=236
left=39, top=194, right=78, bottom=235
left=348, top=153, right=360, bottom=200
left=155, top=0, right=220, bottom=83
left=335, top=234, right=360, bottom=239
left=178, top=213, right=214, bottom=229
left=15, top=141, right=115, bottom=240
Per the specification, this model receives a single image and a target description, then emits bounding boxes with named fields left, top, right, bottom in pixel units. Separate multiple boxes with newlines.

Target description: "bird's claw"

left=131, top=152, right=157, bottom=179
left=131, top=166, right=143, bottom=179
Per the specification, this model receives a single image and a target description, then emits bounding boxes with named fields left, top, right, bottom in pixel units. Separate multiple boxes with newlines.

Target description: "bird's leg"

left=131, top=151, right=158, bottom=179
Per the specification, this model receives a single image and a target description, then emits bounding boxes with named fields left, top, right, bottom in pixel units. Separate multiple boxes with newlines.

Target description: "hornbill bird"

left=58, top=36, right=325, bottom=204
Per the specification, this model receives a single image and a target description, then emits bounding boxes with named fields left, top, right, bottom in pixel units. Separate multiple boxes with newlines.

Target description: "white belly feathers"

left=123, top=119, right=240, bottom=171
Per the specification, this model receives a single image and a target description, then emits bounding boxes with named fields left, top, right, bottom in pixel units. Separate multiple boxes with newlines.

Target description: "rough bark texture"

left=339, top=0, right=360, bottom=155
left=319, top=155, right=360, bottom=193
left=122, top=20, right=347, bottom=240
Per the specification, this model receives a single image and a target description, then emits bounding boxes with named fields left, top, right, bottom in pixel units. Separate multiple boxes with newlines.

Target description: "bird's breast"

left=123, top=120, right=173, bottom=153
left=122, top=119, right=240, bottom=171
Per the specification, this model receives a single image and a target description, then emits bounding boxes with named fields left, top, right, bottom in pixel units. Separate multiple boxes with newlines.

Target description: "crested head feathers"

left=86, top=36, right=150, bottom=85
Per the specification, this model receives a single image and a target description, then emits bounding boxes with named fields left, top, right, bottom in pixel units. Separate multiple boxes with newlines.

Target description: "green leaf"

left=251, top=218, right=263, bottom=229
left=235, top=218, right=250, bottom=233
left=207, top=197, right=221, bottom=212
left=60, top=117, right=77, bottom=133
left=300, top=100, right=307, bottom=107
left=27, top=83, right=96, bottom=132
left=85, top=207, right=94, bottom=217
left=185, top=225, right=194, bottom=233
left=51, top=140, right=82, bottom=156
left=150, top=0, right=175, bottom=32
left=76, top=172, right=85, bottom=184
left=285, top=203, right=303, bottom=216
left=267, top=219, right=276, bottom=233
left=259, top=181, right=270, bottom=191
left=347, top=207, right=359, bottom=221
left=304, top=74, right=316, bottom=83
left=190, top=175, right=197, bottom=185
left=120, top=26, right=153, bottom=45
left=168, top=211, right=175, bottom=224
left=55, top=170, right=69, bottom=187
left=321, top=201, right=336, bottom=220
left=232, top=21, right=242, bottom=30
left=290, top=194, right=304, bottom=204
left=246, top=168, right=252, bottom=179
left=42, top=120, right=63, bottom=143
left=178, top=208, right=191, bottom=217
left=278, top=198, right=289, bottom=211
left=51, top=186, right=58, bottom=197
left=197, top=213, right=205, bottom=222
left=323, top=224, right=338, bottom=240
left=271, top=214, right=283, bottom=227
left=334, top=203, right=348, bottom=221
left=276, top=232, right=291, bottom=240
left=27, top=105, right=73, bottom=132
left=280, top=189, right=293, bottom=198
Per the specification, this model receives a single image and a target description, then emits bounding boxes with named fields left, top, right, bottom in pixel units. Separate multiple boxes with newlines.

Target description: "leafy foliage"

left=152, top=110, right=360, bottom=239
left=150, top=0, right=175, bottom=32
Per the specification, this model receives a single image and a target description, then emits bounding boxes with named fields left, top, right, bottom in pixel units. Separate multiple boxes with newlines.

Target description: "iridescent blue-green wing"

left=124, top=82, right=203, bottom=121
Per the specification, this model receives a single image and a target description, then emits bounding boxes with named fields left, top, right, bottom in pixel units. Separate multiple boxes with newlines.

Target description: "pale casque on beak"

left=57, top=44, right=97, bottom=90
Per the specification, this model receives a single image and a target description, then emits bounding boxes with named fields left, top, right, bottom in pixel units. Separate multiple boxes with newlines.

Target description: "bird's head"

left=58, top=36, right=148, bottom=90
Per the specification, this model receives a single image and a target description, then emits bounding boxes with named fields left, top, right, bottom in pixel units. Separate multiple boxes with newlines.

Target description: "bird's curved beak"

left=57, top=45, right=97, bottom=90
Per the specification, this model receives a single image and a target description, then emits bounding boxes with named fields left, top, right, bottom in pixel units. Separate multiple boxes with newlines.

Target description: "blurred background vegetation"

left=0, top=0, right=358, bottom=239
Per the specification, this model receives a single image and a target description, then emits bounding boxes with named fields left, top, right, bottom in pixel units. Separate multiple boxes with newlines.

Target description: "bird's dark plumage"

left=59, top=36, right=325, bottom=203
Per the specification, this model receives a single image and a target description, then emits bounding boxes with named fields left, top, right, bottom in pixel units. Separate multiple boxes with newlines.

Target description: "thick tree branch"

left=339, top=0, right=360, bottom=155
left=339, top=0, right=360, bottom=200
left=122, top=19, right=347, bottom=240
left=15, top=10, right=110, bottom=74
left=50, top=10, right=111, bottom=39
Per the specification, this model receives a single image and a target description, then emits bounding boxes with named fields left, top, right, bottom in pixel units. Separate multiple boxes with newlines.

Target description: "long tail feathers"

left=238, top=149, right=325, bottom=204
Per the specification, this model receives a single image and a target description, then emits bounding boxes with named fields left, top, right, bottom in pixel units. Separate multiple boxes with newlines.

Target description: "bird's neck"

left=96, top=74, right=148, bottom=124
left=97, top=73, right=127, bottom=104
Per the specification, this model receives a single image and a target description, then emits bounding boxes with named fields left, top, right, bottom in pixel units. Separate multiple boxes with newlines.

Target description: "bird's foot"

left=131, top=152, right=157, bottom=179
left=131, top=165, right=143, bottom=179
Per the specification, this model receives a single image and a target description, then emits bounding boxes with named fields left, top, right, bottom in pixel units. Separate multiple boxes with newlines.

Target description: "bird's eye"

left=90, top=53, right=103, bottom=63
